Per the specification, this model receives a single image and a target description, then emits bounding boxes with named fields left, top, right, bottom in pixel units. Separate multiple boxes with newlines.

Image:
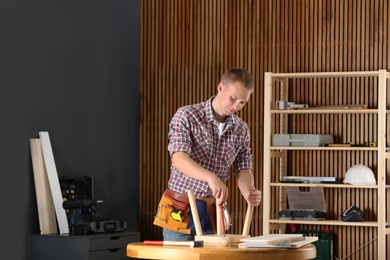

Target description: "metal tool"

left=365, top=141, right=376, bottom=147
left=143, top=240, right=204, bottom=247
left=62, top=199, right=103, bottom=209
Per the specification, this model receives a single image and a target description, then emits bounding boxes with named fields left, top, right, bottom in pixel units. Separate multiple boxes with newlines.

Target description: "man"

left=155, top=68, right=262, bottom=241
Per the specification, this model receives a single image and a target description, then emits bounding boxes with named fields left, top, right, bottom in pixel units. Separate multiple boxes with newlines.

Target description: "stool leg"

left=187, top=190, right=203, bottom=236
left=216, top=199, right=223, bottom=234
left=242, top=204, right=254, bottom=236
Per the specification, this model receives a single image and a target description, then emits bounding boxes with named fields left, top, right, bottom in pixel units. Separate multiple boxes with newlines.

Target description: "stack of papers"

left=239, top=234, right=318, bottom=248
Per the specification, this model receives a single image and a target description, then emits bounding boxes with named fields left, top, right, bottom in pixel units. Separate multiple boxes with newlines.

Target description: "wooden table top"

left=127, top=242, right=317, bottom=260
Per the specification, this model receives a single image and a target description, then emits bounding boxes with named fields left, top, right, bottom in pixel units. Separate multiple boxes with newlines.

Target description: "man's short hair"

left=220, top=68, right=254, bottom=91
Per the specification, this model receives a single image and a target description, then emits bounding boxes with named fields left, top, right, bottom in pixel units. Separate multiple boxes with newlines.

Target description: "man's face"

left=217, top=82, right=252, bottom=115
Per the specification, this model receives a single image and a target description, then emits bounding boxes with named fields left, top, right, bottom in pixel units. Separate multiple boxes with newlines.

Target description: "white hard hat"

left=343, top=164, right=376, bottom=185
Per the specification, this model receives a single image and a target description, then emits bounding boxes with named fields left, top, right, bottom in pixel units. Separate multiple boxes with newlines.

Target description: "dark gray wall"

left=0, top=1, right=140, bottom=259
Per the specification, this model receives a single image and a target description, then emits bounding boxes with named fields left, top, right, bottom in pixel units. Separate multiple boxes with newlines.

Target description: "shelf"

left=270, top=146, right=377, bottom=151
left=263, top=70, right=389, bottom=259
left=271, top=109, right=378, bottom=114
left=270, top=183, right=378, bottom=189
left=269, top=219, right=378, bottom=227
left=269, top=71, right=380, bottom=79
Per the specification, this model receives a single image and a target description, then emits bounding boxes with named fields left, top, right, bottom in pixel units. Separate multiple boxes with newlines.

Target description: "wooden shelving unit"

left=262, top=70, right=390, bottom=259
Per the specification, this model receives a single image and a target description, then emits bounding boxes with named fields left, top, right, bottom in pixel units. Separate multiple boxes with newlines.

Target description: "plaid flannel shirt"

left=167, top=97, right=252, bottom=198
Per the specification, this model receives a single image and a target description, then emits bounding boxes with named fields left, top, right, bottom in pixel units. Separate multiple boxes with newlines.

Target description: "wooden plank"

left=30, top=138, right=58, bottom=234
left=39, top=131, right=69, bottom=234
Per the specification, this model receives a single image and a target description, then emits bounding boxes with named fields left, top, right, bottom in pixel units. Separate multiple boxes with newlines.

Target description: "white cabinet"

left=262, top=70, right=389, bottom=259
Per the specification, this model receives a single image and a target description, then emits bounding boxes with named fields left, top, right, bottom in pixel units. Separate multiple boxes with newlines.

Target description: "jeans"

left=163, top=228, right=194, bottom=241
left=163, top=228, right=214, bottom=241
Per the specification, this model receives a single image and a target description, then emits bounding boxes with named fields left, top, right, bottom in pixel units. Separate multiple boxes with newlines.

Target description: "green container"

left=290, top=229, right=333, bottom=260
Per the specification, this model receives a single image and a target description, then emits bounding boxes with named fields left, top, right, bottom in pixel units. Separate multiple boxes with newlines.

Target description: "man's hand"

left=207, top=174, right=228, bottom=206
left=237, top=169, right=262, bottom=206
left=246, top=186, right=262, bottom=206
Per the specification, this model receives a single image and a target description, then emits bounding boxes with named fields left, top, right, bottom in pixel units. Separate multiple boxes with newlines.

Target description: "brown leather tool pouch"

left=162, top=189, right=190, bottom=213
left=153, top=189, right=191, bottom=234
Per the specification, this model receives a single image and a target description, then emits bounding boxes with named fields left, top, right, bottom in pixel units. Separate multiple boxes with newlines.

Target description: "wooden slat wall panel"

left=140, top=0, right=390, bottom=258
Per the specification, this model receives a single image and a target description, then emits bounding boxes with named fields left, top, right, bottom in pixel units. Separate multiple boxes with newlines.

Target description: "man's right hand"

left=207, top=174, right=228, bottom=205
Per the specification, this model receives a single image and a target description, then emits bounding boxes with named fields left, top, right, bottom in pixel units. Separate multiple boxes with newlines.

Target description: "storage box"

left=59, top=176, right=94, bottom=201
left=59, top=176, right=94, bottom=225
left=279, top=187, right=326, bottom=221
left=273, top=134, right=333, bottom=147
left=287, top=187, right=326, bottom=212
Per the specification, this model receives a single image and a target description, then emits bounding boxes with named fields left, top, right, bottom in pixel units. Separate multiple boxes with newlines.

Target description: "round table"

left=126, top=242, right=316, bottom=260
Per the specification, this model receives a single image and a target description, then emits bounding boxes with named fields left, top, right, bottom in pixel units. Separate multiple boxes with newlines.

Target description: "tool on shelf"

left=325, top=141, right=376, bottom=147
left=274, top=101, right=309, bottom=110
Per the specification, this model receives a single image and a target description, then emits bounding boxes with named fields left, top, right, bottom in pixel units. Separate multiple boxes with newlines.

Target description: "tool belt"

left=153, top=189, right=192, bottom=234
left=163, top=189, right=190, bottom=213
left=153, top=189, right=216, bottom=234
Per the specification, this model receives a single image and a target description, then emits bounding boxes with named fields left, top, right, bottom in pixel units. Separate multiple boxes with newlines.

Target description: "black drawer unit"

left=28, top=231, right=140, bottom=260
